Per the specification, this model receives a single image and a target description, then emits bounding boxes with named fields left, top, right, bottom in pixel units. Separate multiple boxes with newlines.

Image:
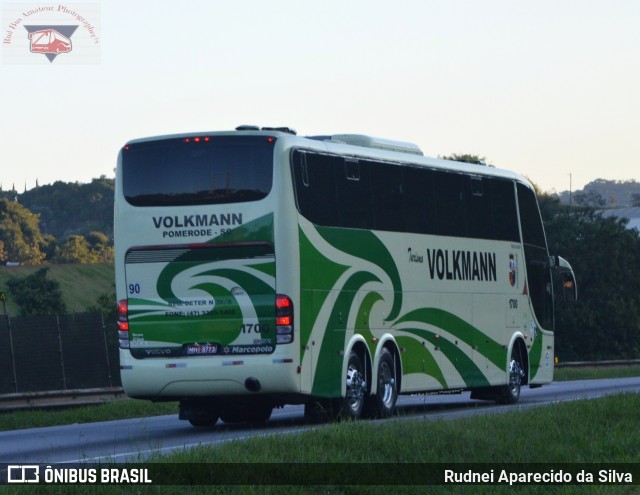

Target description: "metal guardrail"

left=0, top=387, right=126, bottom=412
left=1, top=360, right=639, bottom=412
left=554, top=359, right=640, bottom=368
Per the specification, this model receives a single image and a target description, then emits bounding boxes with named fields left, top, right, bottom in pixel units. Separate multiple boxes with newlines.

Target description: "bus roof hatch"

left=327, top=134, right=423, bottom=156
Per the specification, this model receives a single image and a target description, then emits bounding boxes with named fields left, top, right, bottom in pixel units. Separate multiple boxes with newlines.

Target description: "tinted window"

left=466, top=176, right=490, bottom=239
left=122, top=136, right=274, bottom=206
left=369, top=160, right=406, bottom=232
left=291, top=149, right=520, bottom=243
left=517, top=183, right=546, bottom=248
left=403, top=166, right=436, bottom=234
left=489, top=179, right=520, bottom=242
left=517, top=183, right=553, bottom=329
left=292, top=151, right=339, bottom=226
left=434, top=171, right=467, bottom=237
left=335, top=158, right=373, bottom=229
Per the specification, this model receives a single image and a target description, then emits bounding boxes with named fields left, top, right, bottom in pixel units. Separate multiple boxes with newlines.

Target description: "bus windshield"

left=122, top=135, right=274, bottom=206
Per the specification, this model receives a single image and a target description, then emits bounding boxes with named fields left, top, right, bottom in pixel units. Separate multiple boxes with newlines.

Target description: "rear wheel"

left=338, top=352, right=367, bottom=419
left=366, top=348, right=398, bottom=418
left=184, top=407, right=219, bottom=427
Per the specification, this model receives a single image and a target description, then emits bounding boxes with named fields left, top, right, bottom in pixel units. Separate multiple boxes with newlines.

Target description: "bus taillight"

left=275, top=294, right=294, bottom=344
left=117, top=299, right=130, bottom=349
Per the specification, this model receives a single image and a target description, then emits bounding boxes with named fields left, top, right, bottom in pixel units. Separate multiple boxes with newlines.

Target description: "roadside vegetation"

left=0, top=262, right=113, bottom=315
left=1, top=365, right=638, bottom=433
left=554, top=364, right=640, bottom=381
left=4, top=393, right=639, bottom=494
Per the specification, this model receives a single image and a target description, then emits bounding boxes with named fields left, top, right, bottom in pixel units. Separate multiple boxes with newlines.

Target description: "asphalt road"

left=1, top=377, right=639, bottom=464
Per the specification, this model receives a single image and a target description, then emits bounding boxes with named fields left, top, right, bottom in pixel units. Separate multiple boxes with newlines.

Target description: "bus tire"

left=338, top=351, right=367, bottom=420
left=185, top=408, right=219, bottom=427
left=366, top=347, right=398, bottom=418
left=497, top=346, right=525, bottom=405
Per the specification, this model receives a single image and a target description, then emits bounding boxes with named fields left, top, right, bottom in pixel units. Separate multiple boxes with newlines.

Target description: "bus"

left=114, top=126, right=576, bottom=426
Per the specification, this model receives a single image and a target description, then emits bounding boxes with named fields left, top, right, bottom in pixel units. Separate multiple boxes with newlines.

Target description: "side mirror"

left=549, top=255, right=577, bottom=301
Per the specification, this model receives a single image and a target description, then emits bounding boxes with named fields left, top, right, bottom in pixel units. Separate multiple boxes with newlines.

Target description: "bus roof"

left=123, top=126, right=534, bottom=190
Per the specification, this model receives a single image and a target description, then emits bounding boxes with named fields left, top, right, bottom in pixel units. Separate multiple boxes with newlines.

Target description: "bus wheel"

left=185, top=408, right=219, bottom=427
left=372, top=348, right=398, bottom=418
left=339, top=352, right=367, bottom=419
left=497, top=348, right=525, bottom=405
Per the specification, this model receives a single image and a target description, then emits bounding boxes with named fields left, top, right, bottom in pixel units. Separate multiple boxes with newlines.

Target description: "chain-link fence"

left=0, top=313, right=120, bottom=394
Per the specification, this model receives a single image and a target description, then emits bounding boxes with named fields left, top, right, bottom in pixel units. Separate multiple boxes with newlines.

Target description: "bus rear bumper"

left=119, top=352, right=299, bottom=399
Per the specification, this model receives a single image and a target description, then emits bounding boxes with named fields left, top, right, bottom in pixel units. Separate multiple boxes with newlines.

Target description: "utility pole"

left=569, top=173, right=572, bottom=206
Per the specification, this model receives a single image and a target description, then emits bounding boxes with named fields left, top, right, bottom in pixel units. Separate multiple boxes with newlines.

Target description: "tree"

left=440, top=154, right=490, bottom=166
left=56, top=235, right=96, bottom=263
left=573, top=190, right=606, bottom=208
left=632, top=193, right=640, bottom=207
left=540, top=194, right=640, bottom=360
left=54, top=232, right=114, bottom=264
left=86, top=231, right=114, bottom=263
left=6, top=267, right=66, bottom=316
left=0, top=198, right=48, bottom=264
left=19, top=176, right=114, bottom=239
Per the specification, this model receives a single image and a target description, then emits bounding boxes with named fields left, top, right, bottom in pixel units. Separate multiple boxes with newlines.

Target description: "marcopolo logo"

left=2, top=3, right=100, bottom=64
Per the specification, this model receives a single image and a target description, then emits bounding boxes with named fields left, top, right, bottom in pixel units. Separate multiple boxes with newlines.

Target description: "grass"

left=554, top=364, right=640, bottom=381
left=4, top=394, right=639, bottom=494
left=160, top=393, right=640, bottom=464
left=1, top=366, right=638, bottom=494
left=0, top=262, right=114, bottom=315
left=0, top=399, right=177, bottom=432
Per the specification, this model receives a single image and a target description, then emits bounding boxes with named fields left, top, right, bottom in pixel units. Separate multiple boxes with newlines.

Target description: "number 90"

left=128, top=283, right=141, bottom=295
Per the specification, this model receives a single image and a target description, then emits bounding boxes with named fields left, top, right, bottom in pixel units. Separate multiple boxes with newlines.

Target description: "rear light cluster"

left=275, top=294, right=294, bottom=344
left=117, top=296, right=293, bottom=347
left=184, top=136, right=211, bottom=143
left=117, top=299, right=130, bottom=349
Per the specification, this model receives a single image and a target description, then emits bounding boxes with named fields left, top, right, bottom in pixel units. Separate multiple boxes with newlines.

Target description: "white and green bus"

left=115, top=126, right=576, bottom=426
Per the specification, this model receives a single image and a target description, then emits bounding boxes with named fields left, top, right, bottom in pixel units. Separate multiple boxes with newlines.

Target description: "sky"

left=1, top=0, right=638, bottom=194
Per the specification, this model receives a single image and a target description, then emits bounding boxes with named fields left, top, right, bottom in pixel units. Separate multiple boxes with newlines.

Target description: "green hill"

left=0, top=263, right=114, bottom=316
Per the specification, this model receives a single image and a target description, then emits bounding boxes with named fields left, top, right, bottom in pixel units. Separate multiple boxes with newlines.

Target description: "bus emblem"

left=509, top=254, right=518, bottom=287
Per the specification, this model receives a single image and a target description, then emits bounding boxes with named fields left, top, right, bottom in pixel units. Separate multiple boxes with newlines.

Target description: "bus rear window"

left=122, top=136, right=275, bottom=206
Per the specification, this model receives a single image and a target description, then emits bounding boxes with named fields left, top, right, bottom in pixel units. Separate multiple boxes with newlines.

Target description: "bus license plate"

left=185, top=344, right=218, bottom=355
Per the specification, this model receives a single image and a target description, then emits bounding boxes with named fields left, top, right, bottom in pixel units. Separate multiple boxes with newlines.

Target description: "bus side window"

left=292, top=150, right=339, bottom=227
left=517, top=183, right=553, bottom=329
left=335, top=157, right=372, bottom=229
left=369, top=160, right=406, bottom=232
left=434, top=171, right=467, bottom=238
left=490, top=179, right=520, bottom=242
left=467, top=176, right=492, bottom=239
left=403, top=166, right=436, bottom=235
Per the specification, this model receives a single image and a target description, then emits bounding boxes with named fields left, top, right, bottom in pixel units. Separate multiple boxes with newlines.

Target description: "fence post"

left=101, top=312, right=114, bottom=388
left=6, top=315, right=19, bottom=393
left=57, top=314, right=68, bottom=391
